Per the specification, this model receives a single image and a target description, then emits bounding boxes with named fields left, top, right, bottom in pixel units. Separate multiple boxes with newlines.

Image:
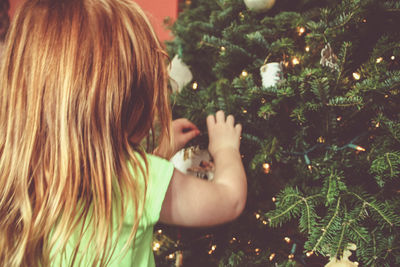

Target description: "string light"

left=284, top=237, right=291, bottom=244
left=262, top=163, right=271, bottom=174
left=348, top=144, right=366, bottom=151
left=308, top=165, right=313, bottom=171
left=272, top=196, right=277, bottom=202
left=352, top=72, right=361, bottom=80
left=241, top=70, right=248, bottom=77
left=306, top=251, right=314, bottom=257
left=255, top=213, right=261, bottom=219
left=385, top=94, right=389, bottom=98
left=317, top=136, right=325, bottom=143
left=375, top=122, right=380, bottom=128
left=283, top=61, right=289, bottom=68
left=220, top=46, right=226, bottom=52
left=305, top=46, right=310, bottom=52
left=152, top=242, right=161, bottom=251
left=376, top=57, right=383, bottom=63
left=261, top=97, right=266, bottom=104
left=208, top=245, right=217, bottom=255
left=168, top=253, right=175, bottom=259
left=288, top=254, right=295, bottom=259
left=242, top=109, right=248, bottom=114
left=262, top=220, right=268, bottom=225
left=157, top=229, right=163, bottom=234
left=292, top=57, right=300, bottom=66
left=297, top=26, right=306, bottom=35
left=230, top=237, right=237, bottom=244
left=391, top=56, right=395, bottom=60
left=192, top=82, right=198, bottom=90
left=269, top=253, right=276, bottom=261
left=239, top=12, right=245, bottom=19
left=254, top=248, right=261, bottom=253
left=362, top=18, right=367, bottom=23
left=337, top=116, right=342, bottom=121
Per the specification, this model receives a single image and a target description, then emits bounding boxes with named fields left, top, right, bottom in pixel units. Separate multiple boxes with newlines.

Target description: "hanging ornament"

left=169, top=55, right=193, bottom=92
left=175, top=251, right=183, bottom=267
left=244, top=0, right=276, bottom=12
left=260, top=62, right=283, bottom=88
left=325, top=244, right=358, bottom=267
left=170, top=147, right=214, bottom=180
left=320, top=43, right=339, bottom=71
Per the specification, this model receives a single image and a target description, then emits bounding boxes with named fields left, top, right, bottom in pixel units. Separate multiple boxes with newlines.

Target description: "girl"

left=0, top=0, right=247, bottom=266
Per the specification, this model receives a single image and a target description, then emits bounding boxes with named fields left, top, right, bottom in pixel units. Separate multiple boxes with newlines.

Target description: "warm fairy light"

left=220, top=46, right=226, bottom=52
left=308, top=165, right=313, bottom=171
left=241, top=70, right=248, bottom=77
left=284, top=237, right=291, bottom=244
left=192, top=82, right=198, bottom=90
left=263, top=163, right=271, bottom=174
left=255, top=213, right=261, bottom=219
left=157, top=229, right=163, bottom=234
left=261, top=97, right=266, bottom=104
left=269, top=253, right=276, bottom=261
left=352, top=72, right=361, bottom=80
left=391, top=55, right=395, bottom=60
left=243, top=109, right=248, bottom=114
left=376, top=57, right=383, bottom=63
left=185, top=0, right=192, bottom=5
left=288, top=254, right=295, bottom=259
left=262, top=220, right=268, bottom=225
left=152, top=242, right=161, bottom=251
left=356, top=146, right=366, bottom=151
left=375, top=122, right=380, bottom=128
left=283, top=61, right=289, bottom=67
left=362, top=18, right=367, bottom=23
left=292, top=57, right=300, bottom=65
left=317, top=136, right=325, bottom=143
left=248, top=240, right=252, bottom=245
left=297, top=26, right=306, bottom=35
left=305, top=46, right=310, bottom=52
left=337, top=116, right=342, bottom=121
left=255, top=248, right=261, bottom=253
left=306, top=251, right=314, bottom=257
left=208, top=245, right=217, bottom=255
left=272, top=197, right=277, bottom=202
left=168, top=253, right=175, bottom=259
left=239, top=12, right=245, bottom=19
left=385, top=94, right=389, bottom=98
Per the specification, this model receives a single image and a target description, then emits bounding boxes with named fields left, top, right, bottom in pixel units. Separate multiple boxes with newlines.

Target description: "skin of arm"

left=159, top=111, right=247, bottom=227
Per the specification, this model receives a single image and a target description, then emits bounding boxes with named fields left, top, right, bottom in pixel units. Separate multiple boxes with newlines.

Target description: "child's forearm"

left=211, top=147, right=247, bottom=217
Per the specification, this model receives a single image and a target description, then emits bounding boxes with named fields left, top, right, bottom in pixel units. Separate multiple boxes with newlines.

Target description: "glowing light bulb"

left=242, top=109, right=248, bottom=114
left=362, top=18, right=367, bottom=23
left=306, top=251, right=314, bottom=257
left=317, top=136, right=325, bottom=143
left=269, top=253, right=276, bottom=261
left=297, top=27, right=306, bottom=35
left=305, top=46, right=310, bottom=52
left=272, top=196, right=277, bottom=202
left=157, top=229, right=163, bottom=234
left=284, top=237, right=291, bottom=243
left=337, top=116, right=342, bottom=121
left=152, top=242, right=161, bottom=251
left=353, top=72, right=361, bottom=80
left=255, top=213, right=261, bottom=219
left=220, top=46, right=226, bottom=52
left=255, top=248, right=261, bottom=253
left=391, top=56, right=395, bottom=60
left=262, top=163, right=271, bottom=174
left=241, top=70, right=248, bottom=77
left=376, top=57, right=383, bottom=63
left=262, top=220, right=267, bottom=225
left=168, top=253, right=175, bottom=259
left=288, top=254, right=295, bottom=259
left=192, top=82, right=198, bottom=90
left=261, top=97, right=266, bottom=104
left=292, top=57, right=300, bottom=65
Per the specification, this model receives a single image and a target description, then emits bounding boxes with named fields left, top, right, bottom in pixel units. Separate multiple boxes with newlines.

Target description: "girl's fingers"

left=215, top=110, right=225, bottom=123
left=226, top=115, right=234, bottom=126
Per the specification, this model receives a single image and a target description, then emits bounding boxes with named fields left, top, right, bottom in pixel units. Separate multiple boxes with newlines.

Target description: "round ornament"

left=244, top=0, right=276, bottom=12
left=260, top=62, right=283, bottom=88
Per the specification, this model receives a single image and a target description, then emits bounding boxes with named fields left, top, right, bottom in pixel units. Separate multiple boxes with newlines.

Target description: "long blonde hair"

left=0, top=0, right=172, bottom=266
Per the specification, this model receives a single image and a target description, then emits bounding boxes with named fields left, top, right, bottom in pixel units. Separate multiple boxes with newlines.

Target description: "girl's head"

left=0, top=0, right=172, bottom=266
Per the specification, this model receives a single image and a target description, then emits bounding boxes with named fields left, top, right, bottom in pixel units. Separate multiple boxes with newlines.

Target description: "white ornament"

left=170, top=147, right=214, bottom=180
left=325, top=244, right=358, bottom=267
left=260, top=62, right=283, bottom=88
left=169, top=55, right=193, bottom=93
left=244, top=0, right=276, bottom=12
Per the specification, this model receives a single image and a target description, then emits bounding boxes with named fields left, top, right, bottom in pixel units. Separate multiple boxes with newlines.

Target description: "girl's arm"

left=160, top=111, right=247, bottom=226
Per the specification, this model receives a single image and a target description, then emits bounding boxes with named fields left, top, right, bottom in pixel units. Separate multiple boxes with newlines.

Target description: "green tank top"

left=52, top=154, right=174, bottom=267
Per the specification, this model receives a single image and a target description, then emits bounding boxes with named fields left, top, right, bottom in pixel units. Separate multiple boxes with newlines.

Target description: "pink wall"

left=8, top=0, right=178, bottom=41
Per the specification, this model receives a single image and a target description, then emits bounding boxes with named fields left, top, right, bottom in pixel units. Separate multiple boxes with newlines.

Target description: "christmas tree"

left=154, top=0, right=400, bottom=266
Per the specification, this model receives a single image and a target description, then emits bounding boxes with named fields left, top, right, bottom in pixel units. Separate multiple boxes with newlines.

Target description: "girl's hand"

left=171, top=118, right=200, bottom=154
left=206, top=111, right=242, bottom=157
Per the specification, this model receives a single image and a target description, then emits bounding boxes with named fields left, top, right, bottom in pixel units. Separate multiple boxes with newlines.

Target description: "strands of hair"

left=0, top=0, right=173, bottom=266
